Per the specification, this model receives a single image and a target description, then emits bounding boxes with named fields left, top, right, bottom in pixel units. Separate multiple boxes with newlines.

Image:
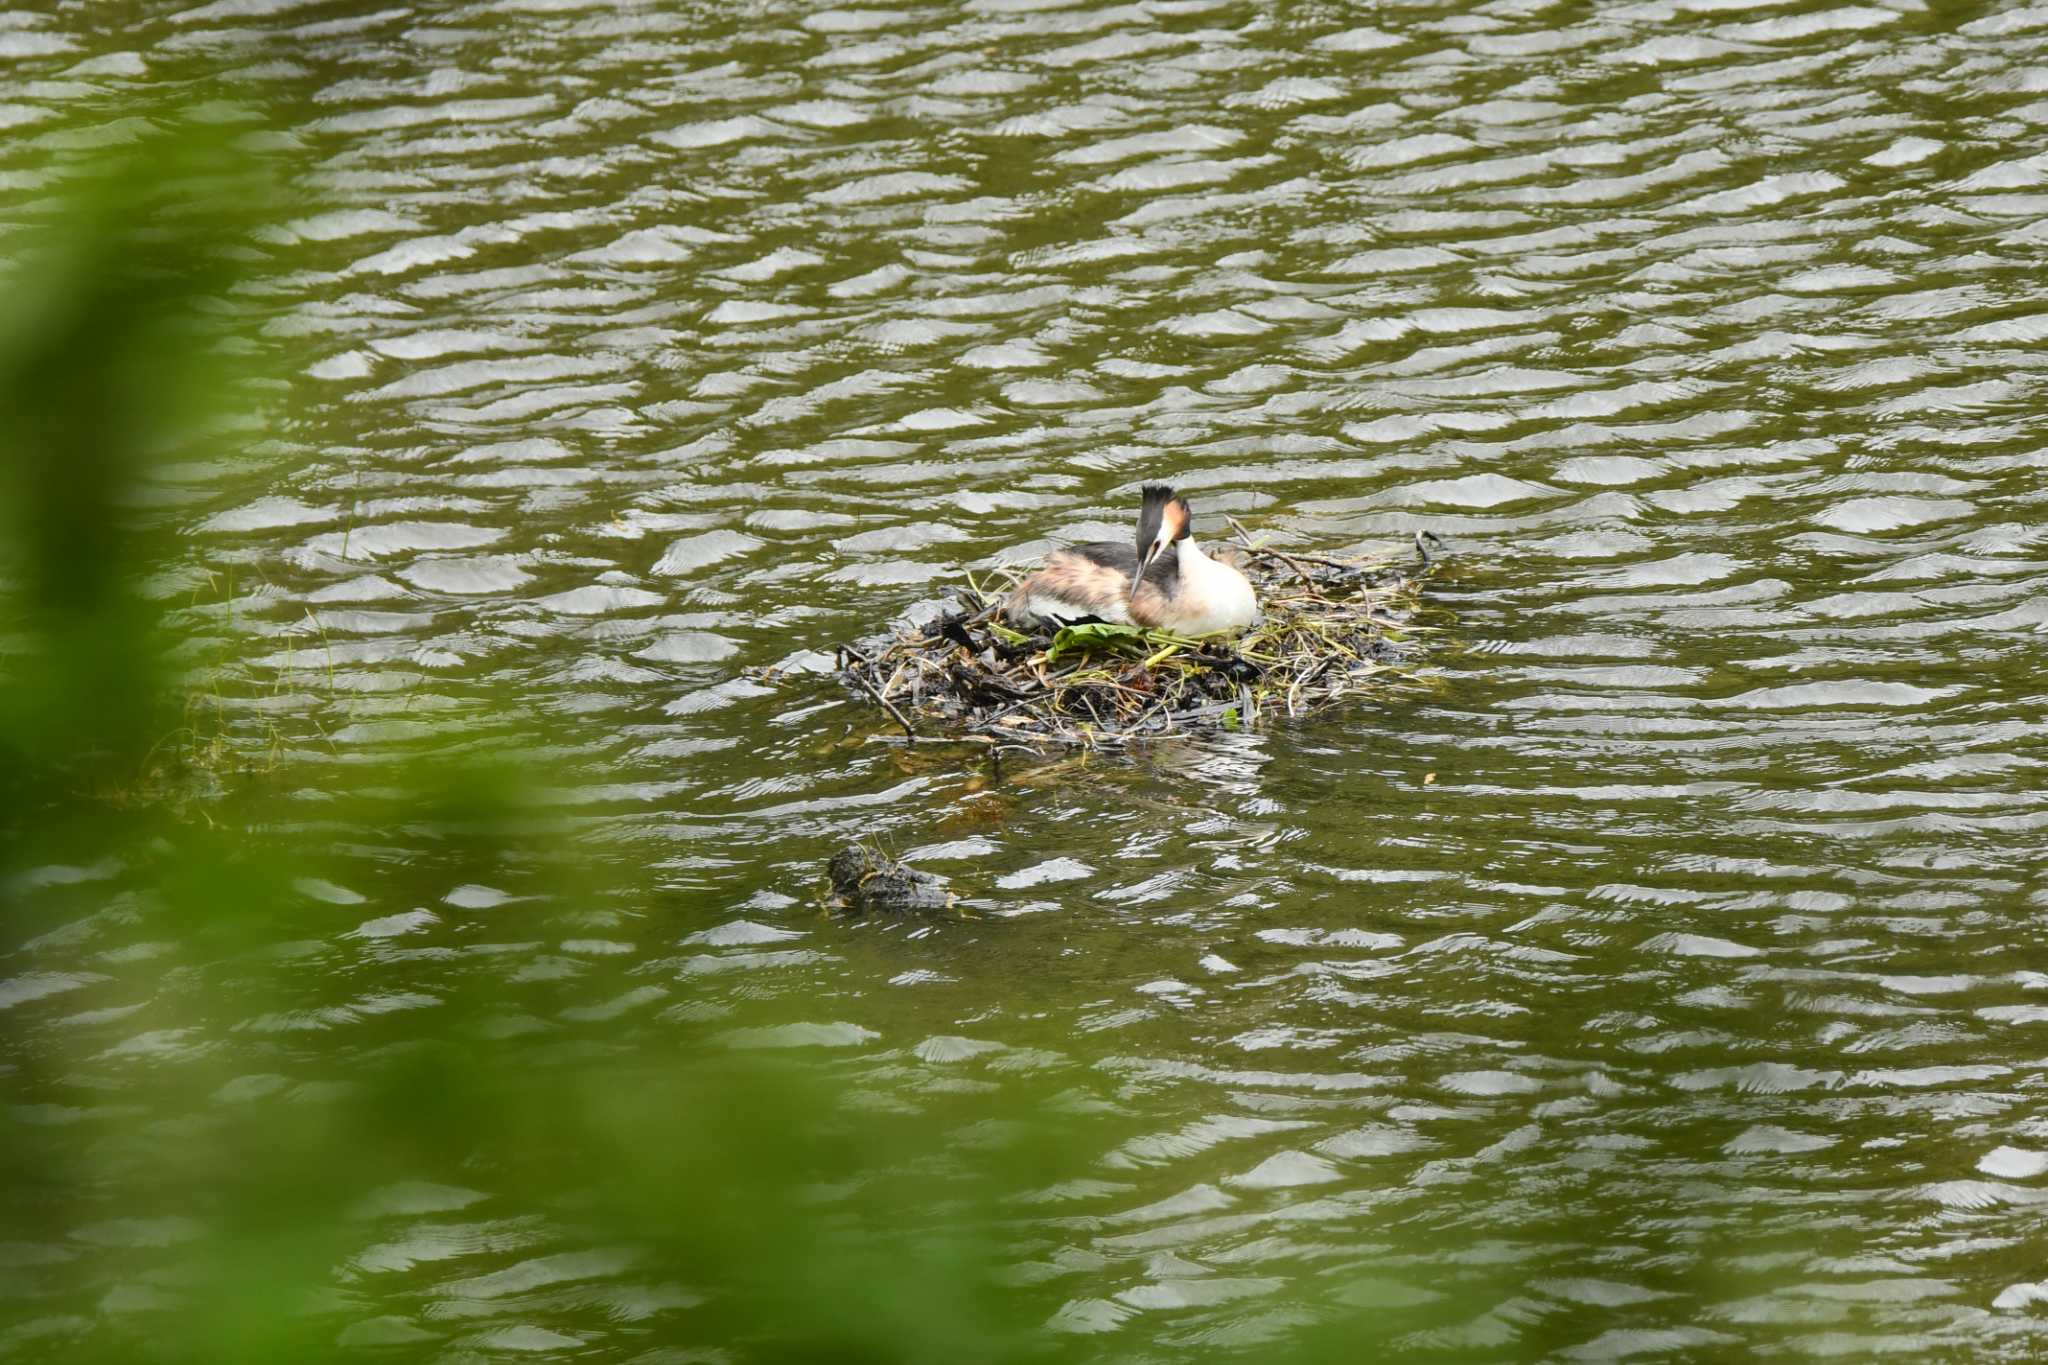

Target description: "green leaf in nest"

left=1044, top=622, right=1145, bottom=665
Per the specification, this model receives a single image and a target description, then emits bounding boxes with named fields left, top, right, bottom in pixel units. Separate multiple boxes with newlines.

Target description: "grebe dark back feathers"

left=1004, top=485, right=1259, bottom=636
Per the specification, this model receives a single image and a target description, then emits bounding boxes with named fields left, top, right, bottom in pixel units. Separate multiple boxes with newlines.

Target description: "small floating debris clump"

left=827, top=844, right=952, bottom=913
left=834, top=534, right=1442, bottom=751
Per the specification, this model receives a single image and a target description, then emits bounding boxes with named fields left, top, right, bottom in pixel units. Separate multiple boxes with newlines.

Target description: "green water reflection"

left=7, top=1, right=2048, bottom=1359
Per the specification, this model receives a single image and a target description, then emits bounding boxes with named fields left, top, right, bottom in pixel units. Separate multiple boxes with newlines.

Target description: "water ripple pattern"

left=6, top=0, right=2048, bottom=1358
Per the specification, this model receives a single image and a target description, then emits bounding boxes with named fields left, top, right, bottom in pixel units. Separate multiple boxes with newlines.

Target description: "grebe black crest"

left=1004, top=485, right=1259, bottom=636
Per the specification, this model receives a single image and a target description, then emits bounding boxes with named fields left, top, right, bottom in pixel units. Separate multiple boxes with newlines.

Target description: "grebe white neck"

left=1167, top=537, right=1259, bottom=635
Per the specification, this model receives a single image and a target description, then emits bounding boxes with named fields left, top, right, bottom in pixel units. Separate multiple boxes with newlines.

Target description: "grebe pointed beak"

left=1131, top=532, right=1169, bottom=600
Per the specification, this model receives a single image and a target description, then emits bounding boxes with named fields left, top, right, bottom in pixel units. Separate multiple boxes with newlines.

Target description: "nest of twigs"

left=832, top=530, right=1443, bottom=751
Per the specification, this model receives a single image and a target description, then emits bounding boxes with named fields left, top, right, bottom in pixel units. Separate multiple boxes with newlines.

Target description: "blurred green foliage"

left=0, top=104, right=1511, bottom=1365
left=0, top=108, right=270, bottom=809
left=0, top=104, right=1076, bottom=1365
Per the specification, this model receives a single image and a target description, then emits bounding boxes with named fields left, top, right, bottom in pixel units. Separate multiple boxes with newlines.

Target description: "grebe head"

left=1131, top=484, right=1192, bottom=600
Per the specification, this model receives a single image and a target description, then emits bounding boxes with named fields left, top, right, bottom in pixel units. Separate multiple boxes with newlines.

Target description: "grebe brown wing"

left=1004, top=542, right=1178, bottom=628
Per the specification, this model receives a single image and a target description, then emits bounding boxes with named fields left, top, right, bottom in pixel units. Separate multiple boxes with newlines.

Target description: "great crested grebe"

left=1004, top=484, right=1259, bottom=636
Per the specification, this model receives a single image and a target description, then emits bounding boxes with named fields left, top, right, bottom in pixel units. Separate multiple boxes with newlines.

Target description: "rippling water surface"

left=9, top=0, right=2048, bottom=1357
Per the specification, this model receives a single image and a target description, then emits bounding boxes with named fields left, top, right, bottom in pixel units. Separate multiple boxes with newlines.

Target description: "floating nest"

left=831, top=531, right=1444, bottom=752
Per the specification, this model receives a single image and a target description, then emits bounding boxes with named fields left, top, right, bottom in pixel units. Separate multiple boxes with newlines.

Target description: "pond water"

left=7, top=0, right=2048, bottom=1358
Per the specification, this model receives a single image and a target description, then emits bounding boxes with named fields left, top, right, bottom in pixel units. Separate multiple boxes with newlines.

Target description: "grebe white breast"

left=1004, top=485, right=1259, bottom=636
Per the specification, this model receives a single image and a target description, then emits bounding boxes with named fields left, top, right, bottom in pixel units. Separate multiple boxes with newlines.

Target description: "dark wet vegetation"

left=7, top=1, right=2048, bottom=1361
left=827, top=843, right=953, bottom=912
